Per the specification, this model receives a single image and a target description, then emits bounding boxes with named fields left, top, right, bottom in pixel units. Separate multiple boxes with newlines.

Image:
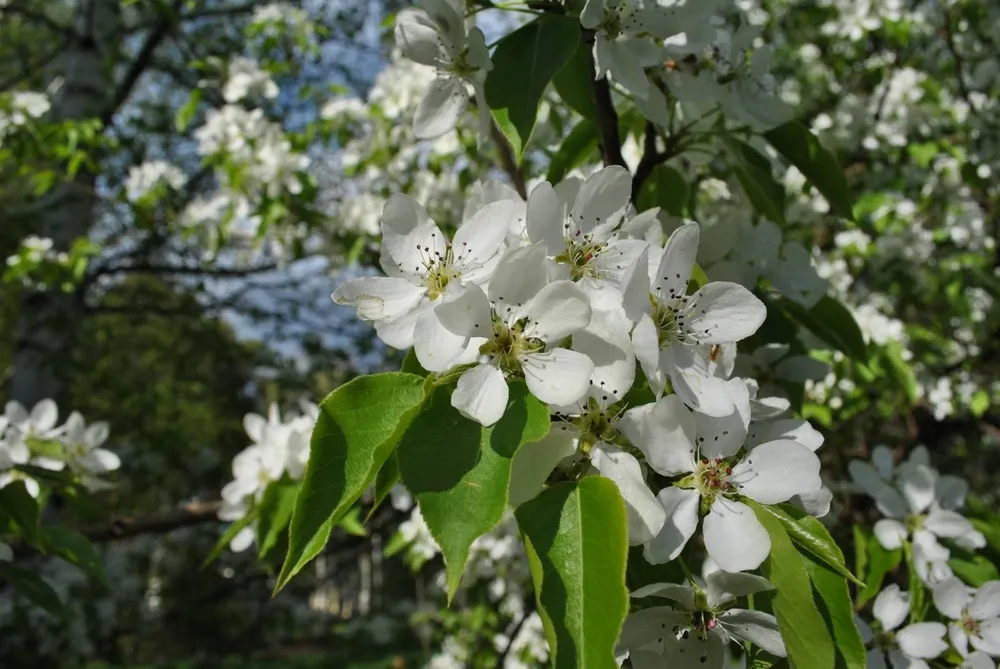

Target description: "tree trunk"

left=8, top=0, right=120, bottom=407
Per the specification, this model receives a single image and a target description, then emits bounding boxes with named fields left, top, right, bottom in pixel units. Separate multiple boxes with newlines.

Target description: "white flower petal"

left=694, top=381, right=751, bottom=459
left=746, top=418, right=824, bottom=451
left=452, top=200, right=516, bottom=271
left=574, top=308, right=635, bottom=405
left=653, top=222, right=699, bottom=301
left=722, top=609, right=786, bottom=657
left=704, top=499, right=771, bottom=572
left=961, top=651, right=996, bottom=669
left=874, top=519, right=908, bottom=551
left=488, top=245, right=551, bottom=310
left=643, top=486, right=700, bottom=564
left=413, top=306, right=471, bottom=373
left=84, top=422, right=109, bottom=449
left=414, top=76, right=468, bottom=139
left=936, top=475, right=969, bottom=511
left=374, top=306, right=422, bottom=349
left=30, top=399, right=58, bottom=432
left=592, top=446, right=666, bottom=545
left=436, top=282, right=493, bottom=338
left=972, top=620, right=1000, bottom=656
left=451, top=364, right=509, bottom=427
left=394, top=9, right=445, bottom=66
left=619, top=395, right=696, bottom=477
left=332, top=277, right=426, bottom=323
left=684, top=282, right=767, bottom=344
left=896, top=623, right=948, bottom=659
left=521, top=348, right=593, bottom=407
left=706, top=572, right=774, bottom=609
left=570, top=165, right=632, bottom=233
left=606, top=39, right=650, bottom=99
left=523, top=281, right=593, bottom=342
left=630, top=583, right=698, bottom=609
left=898, top=462, right=937, bottom=515
left=970, top=582, right=1000, bottom=620
left=873, top=584, right=911, bottom=631
left=525, top=181, right=566, bottom=254
left=731, top=439, right=822, bottom=505
left=621, top=245, right=652, bottom=322
left=243, top=413, right=266, bottom=442
left=933, top=577, right=973, bottom=620
left=631, top=313, right=664, bottom=394
left=508, top=429, right=577, bottom=507
left=668, top=350, right=739, bottom=418
left=924, top=509, right=975, bottom=539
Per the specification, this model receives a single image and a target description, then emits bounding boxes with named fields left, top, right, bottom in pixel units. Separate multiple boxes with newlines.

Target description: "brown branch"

left=100, top=2, right=182, bottom=127
left=632, top=121, right=668, bottom=203
left=489, top=122, right=527, bottom=199
left=942, top=10, right=972, bottom=104
left=78, top=499, right=223, bottom=542
left=584, top=31, right=625, bottom=170
left=0, top=4, right=78, bottom=40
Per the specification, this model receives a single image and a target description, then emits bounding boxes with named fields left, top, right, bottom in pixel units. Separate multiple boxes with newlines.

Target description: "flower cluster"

left=218, top=401, right=317, bottom=552
left=0, top=399, right=120, bottom=498
left=333, top=166, right=835, bottom=664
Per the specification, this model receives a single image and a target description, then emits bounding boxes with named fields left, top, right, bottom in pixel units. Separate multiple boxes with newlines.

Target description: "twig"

left=0, top=4, right=78, bottom=40
left=100, top=1, right=183, bottom=127
left=942, top=8, right=972, bottom=105
left=489, top=122, right=527, bottom=199
left=496, top=600, right=538, bottom=667
left=632, top=121, right=667, bottom=203
left=584, top=31, right=625, bottom=169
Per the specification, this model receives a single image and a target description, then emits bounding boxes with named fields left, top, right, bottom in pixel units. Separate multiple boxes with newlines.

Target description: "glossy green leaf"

left=766, top=504, right=864, bottom=586
left=257, top=480, right=299, bottom=559
left=637, top=165, right=689, bottom=216
left=398, top=382, right=549, bottom=601
left=780, top=295, right=868, bottom=362
left=367, top=454, right=400, bottom=521
left=750, top=500, right=835, bottom=669
left=43, top=527, right=109, bottom=588
left=0, top=562, right=67, bottom=618
left=276, top=372, right=428, bottom=592
left=0, top=480, right=41, bottom=547
left=805, top=554, right=867, bottom=669
left=721, top=134, right=786, bottom=225
left=764, top=121, right=854, bottom=220
left=516, top=476, right=629, bottom=669
left=855, top=533, right=901, bottom=608
left=203, top=507, right=259, bottom=569
left=553, top=42, right=597, bottom=121
left=485, top=15, right=581, bottom=159
left=949, top=552, right=1000, bottom=586
left=338, top=507, right=368, bottom=538
left=546, top=120, right=598, bottom=184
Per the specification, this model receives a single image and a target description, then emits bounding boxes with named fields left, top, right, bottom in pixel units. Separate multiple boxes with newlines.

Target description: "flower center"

left=413, top=243, right=461, bottom=300
left=573, top=397, right=620, bottom=451
left=479, top=319, right=544, bottom=374
left=960, top=612, right=981, bottom=638
left=687, top=457, right=736, bottom=509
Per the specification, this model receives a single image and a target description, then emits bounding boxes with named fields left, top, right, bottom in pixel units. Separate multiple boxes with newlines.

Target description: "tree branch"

left=0, top=4, right=78, bottom=40
left=632, top=121, right=668, bottom=203
left=584, top=32, right=625, bottom=169
left=100, top=2, right=182, bottom=127
left=489, top=121, right=527, bottom=199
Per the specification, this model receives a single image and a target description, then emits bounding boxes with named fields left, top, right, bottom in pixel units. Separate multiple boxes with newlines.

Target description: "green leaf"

left=256, top=480, right=299, bottom=559
left=398, top=382, right=549, bottom=601
left=764, top=504, right=864, bottom=586
left=367, top=454, right=400, bottom=522
left=338, top=506, right=368, bottom=538
left=203, top=508, right=259, bottom=568
left=174, top=88, right=202, bottom=132
left=546, top=120, right=598, bottom=184
left=43, top=527, right=109, bottom=588
left=276, top=372, right=428, bottom=593
left=805, top=555, right=867, bottom=669
left=721, top=134, right=786, bottom=226
left=853, top=525, right=869, bottom=585
left=0, top=480, right=41, bottom=547
left=749, top=500, right=835, bottom=669
left=552, top=42, right=597, bottom=122
left=0, top=562, right=67, bottom=618
left=516, top=476, right=629, bottom=669
left=855, top=534, right=901, bottom=608
left=780, top=295, right=868, bottom=362
left=764, top=122, right=854, bottom=220
left=400, top=348, right=428, bottom=377
left=636, top=165, right=689, bottom=216
left=904, top=544, right=928, bottom=620
left=485, top=15, right=581, bottom=159
left=949, top=553, right=1000, bottom=586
